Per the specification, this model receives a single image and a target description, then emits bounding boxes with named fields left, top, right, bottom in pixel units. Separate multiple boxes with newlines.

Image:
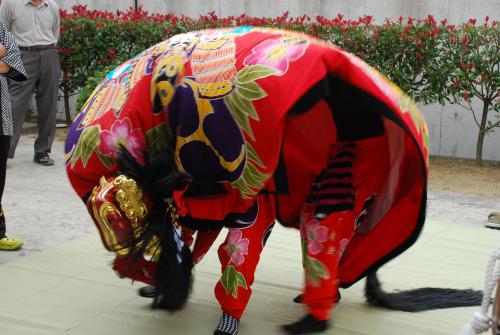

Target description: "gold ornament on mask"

left=113, top=175, right=148, bottom=226
left=88, top=175, right=160, bottom=258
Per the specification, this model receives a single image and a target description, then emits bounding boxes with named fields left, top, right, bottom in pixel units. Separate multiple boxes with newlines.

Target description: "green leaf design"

left=232, top=91, right=258, bottom=119
left=423, top=128, right=430, bottom=147
left=301, top=238, right=308, bottom=264
left=236, top=81, right=267, bottom=103
left=223, top=65, right=276, bottom=199
left=220, top=265, right=248, bottom=298
left=236, top=65, right=279, bottom=84
left=245, top=162, right=268, bottom=182
left=304, top=256, right=330, bottom=287
left=231, top=178, right=255, bottom=199
left=224, top=94, right=255, bottom=140
left=246, top=142, right=265, bottom=168
left=96, top=150, right=114, bottom=169
left=244, top=166, right=268, bottom=192
left=145, top=123, right=170, bottom=152
left=231, top=164, right=270, bottom=199
left=70, top=140, right=82, bottom=168
left=235, top=272, right=248, bottom=288
left=221, top=265, right=236, bottom=296
left=71, top=125, right=101, bottom=168
left=80, top=126, right=101, bottom=167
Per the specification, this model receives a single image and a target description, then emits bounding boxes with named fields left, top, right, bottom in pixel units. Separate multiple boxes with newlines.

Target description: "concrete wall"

left=56, top=0, right=500, bottom=24
left=53, top=0, right=500, bottom=161
left=56, top=0, right=134, bottom=12
left=422, top=102, right=500, bottom=161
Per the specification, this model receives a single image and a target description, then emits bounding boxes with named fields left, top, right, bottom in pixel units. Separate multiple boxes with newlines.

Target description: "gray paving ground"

left=0, top=133, right=498, bottom=265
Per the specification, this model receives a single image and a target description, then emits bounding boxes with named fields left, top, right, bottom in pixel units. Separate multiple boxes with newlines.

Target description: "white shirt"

left=0, top=0, right=60, bottom=47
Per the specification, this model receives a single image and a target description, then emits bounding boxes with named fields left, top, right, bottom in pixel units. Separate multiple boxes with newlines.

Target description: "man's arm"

left=52, top=2, right=60, bottom=43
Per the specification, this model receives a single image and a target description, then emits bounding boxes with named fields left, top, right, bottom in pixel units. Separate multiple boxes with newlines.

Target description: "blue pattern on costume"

left=228, top=26, right=255, bottom=35
left=262, top=223, right=274, bottom=246
left=227, top=201, right=259, bottom=229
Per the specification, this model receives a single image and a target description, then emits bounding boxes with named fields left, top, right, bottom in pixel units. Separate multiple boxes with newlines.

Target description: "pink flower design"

left=304, top=220, right=329, bottom=255
left=337, top=238, right=351, bottom=260
left=98, top=118, right=146, bottom=161
left=243, top=38, right=307, bottom=74
left=224, top=230, right=249, bottom=266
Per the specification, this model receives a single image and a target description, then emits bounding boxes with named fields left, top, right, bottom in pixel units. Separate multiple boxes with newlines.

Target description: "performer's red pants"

left=301, top=207, right=354, bottom=320
left=300, top=136, right=388, bottom=320
left=212, top=194, right=276, bottom=319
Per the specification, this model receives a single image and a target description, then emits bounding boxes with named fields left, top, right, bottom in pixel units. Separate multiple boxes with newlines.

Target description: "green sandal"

left=0, top=237, right=23, bottom=251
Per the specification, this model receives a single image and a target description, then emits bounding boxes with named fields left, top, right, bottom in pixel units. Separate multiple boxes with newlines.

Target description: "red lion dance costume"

left=65, top=27, right=434, bottom=335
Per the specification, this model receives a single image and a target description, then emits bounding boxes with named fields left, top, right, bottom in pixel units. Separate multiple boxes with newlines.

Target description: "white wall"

left=56, top=0, right=134, bottom=12
left=422, top=102, right=500, bottom=161
left=56, top=0, right=500, bottom=24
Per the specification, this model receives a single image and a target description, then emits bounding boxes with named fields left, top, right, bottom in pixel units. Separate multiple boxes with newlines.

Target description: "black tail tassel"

left=117, top=144, right=193, bottom=312
left=365, top=272, right=483, bottom=312
left=152, top=216, right=194, bottom=311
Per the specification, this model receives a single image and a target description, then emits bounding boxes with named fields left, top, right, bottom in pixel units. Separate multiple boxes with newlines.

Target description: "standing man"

left=0, top=0, right=60, bottom=166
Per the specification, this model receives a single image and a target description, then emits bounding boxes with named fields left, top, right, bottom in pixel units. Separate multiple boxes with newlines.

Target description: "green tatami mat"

left=0, top=221, right=497, bottom=335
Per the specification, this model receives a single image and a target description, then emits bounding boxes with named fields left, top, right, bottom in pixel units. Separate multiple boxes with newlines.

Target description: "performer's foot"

left=0, top=237, right=23, bottom=251
left=138, top=285, right=156, bottom=298
left=293, top=291, right=341, bottom=304
left=293, top=294, right=303, bottom=303
left=213, top=312, right=239, bottom=335
left=281, top=314, right=328, bottom=334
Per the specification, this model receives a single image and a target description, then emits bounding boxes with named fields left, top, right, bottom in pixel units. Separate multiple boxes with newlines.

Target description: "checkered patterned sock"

left=213, top=312, right=239, bottom=335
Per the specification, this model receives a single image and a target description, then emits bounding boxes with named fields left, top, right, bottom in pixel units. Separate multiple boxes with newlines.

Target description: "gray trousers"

left=8, top=48, right=61, bottom=158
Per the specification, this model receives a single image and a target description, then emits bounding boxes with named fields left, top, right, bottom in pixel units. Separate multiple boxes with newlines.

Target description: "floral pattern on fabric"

left=65, top=42, right=171, bottom=169
left=244, top=37, right=308, bottom=74
left=223, top=64, right=277, bottom=197
left=301, top=219, right=329, bottom=255
left=79, top=41, right=170, bottom=129
left=67, top=29, right=313, bottom=200
left=98, top=118, right=146, bottom=161
left=301, top=238, right=330, bottom=287
left=163, top=30, right=293, bottom=198
left=220, top=265, right=248, bottom=298
left=224, top=230, right=249, bottom=266
left=68, top=124, right=102, bottom=168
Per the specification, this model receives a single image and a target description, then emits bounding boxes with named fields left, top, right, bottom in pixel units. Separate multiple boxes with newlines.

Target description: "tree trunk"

left=63, top=76, right=72, bottom=124
left=475, top=101, right=489, bottom=166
